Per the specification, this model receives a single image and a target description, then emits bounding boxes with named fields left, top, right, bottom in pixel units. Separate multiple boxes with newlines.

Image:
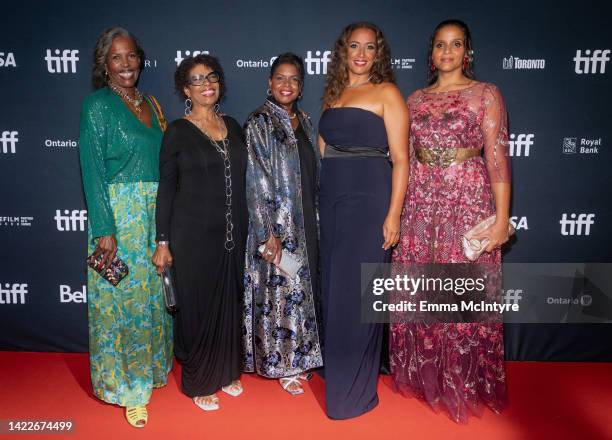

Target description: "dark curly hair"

left=322, top=22, right=395, bottom=108
left=91, top=27, right=145, bottom=90
left=427, top=19, right=475, bottom=85
left=270, top=52, right=305, bottom=84
left=174, top=54, right=226, bottom=101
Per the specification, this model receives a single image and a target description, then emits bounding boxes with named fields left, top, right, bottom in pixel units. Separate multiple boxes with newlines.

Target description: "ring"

left=266, top=250, right=273, bottom=256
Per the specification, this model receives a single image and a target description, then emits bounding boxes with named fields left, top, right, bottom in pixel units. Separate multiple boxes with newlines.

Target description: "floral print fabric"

left=391, top=82, right=510, bottom=423
left=87, top=182, right=173, bottom=407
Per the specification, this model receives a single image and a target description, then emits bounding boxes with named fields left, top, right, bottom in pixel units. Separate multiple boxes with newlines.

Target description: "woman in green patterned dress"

left=79, top=27, right=173, bottom=428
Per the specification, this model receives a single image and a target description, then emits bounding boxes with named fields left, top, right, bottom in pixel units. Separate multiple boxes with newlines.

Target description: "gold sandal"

left=125, top=406, right=147, bottom=428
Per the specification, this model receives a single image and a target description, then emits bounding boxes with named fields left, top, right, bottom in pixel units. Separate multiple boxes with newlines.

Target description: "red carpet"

left=0, top=353, right=611, bottom=439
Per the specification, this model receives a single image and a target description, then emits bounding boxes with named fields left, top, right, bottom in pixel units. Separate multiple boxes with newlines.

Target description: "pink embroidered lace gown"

left=390, top=82, right=511, bottom=423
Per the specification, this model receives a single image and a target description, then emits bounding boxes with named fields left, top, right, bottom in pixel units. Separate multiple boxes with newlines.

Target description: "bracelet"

left=157, top=241, right=169, bottom=246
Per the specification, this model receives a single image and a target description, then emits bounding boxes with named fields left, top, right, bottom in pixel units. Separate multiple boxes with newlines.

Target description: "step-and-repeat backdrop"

left=1, top=1, right=610, bottom=360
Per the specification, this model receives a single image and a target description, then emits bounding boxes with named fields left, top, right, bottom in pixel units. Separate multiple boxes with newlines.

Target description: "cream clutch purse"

left=462, top=215, right=515, bottom=261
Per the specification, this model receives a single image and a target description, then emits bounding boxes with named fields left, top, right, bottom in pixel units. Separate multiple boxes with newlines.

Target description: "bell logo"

left=304, top=50, right=332, bottom=75
left=560, top=213, right=595, bottom=236
left=60, top=285, right=87, bottom=303
left=175, top=50, right=209, bottom=66
left=45, top=49, right=79, bottom=73
left=54, top=209, right=87, bottom=231
left=574, top=49, right=610, bottom=74
left=0, top=131, right=18, bottom=154
left=510, top=216, right=528, bottom=230
left=0, top=283, right=28, bottom=304
left=509, top=133, right=534, bottom=157
left=0, top=52, right=17, bottom=67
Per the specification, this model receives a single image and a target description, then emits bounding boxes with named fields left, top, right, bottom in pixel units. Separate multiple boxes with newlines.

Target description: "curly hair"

left=322, top=22, right=395, bottom=108
left=174, top=54, right=226, bottom=101
left=427, top=19, right=475, bottom=85
left=91, top=27, right=145, bottom=90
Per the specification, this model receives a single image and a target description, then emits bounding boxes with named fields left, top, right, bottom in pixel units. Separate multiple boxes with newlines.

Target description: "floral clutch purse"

left=86, top=253, right=129, bottom=286
left=462, top=215, right=515, bottom=261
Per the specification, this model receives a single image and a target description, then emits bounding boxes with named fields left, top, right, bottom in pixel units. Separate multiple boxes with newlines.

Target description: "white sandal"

left=193, top=394, right=219, bottom=411
left=279, top=375, right=304, bottom=396
left=221, top=380, right=243, bottom=397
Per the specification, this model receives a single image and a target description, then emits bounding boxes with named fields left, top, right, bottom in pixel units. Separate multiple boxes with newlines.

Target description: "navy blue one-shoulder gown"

left=318, top=107, right=391, bottom=419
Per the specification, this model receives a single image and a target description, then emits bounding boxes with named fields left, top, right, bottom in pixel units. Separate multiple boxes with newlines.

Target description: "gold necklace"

left=109, top=82, right=143, bottom=119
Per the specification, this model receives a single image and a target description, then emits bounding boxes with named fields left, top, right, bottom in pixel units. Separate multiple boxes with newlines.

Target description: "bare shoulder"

left=375, top=82, right=405, bottom=103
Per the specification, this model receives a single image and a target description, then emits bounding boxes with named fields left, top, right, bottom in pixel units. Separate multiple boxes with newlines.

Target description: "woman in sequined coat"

left=243, top=53, right=323, bottom=395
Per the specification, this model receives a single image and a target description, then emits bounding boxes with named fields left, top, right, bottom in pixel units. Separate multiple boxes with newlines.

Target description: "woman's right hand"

left=152, top=244, right=173, bottom=275
left=261, top=235, right=282, bottom=265
left=93, top=235, right=117, bottom=270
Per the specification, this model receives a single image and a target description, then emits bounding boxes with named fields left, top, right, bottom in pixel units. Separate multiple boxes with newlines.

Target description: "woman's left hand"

left=382, top=214, right=401, bottom=250
left=473, top=220, right=510, bottom=253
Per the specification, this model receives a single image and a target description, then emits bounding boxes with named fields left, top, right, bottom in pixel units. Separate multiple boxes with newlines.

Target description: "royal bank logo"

left=0, top=216, right=33, bottom=227
left=54, top=209, right=87, bottom=231
left=44, top=139, right=78, bottom=149
left=60, top=285, right=87, bottom=303
left=175, top=50, right=209, bottom=66
left=562, top=137, right=577, bottom=154
left=0, top=283, right=28, bottom=305
left=0, top=131, right=18, bottom=153
left=510, top=216, right=529, bottom=230
left=509, top=133, right=534, bottom=157
left=45, top=49, right=79, bottom=73
left=502, top=55, right=545, bottom=70
left=560, top=213, right=595, bottom=236
left=390, top=57, right=416, bottom=70
left=0, top=52, right=16, bottom=67
left=562, top=137, right=602, bottom=154
left=574, top=49, right=610, bottom=74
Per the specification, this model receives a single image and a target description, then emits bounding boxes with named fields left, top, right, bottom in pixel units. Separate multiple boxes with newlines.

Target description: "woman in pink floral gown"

left=391, top=19, right=512, bottom=423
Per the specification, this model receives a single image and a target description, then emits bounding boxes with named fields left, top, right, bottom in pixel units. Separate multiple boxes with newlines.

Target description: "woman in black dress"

left=153, top=55, right=248, bottom=411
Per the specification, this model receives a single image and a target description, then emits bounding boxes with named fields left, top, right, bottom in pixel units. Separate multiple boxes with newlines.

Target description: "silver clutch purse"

left=462, top=215, right=515, bottom=261
left=161, top=266, right=178, bottom=312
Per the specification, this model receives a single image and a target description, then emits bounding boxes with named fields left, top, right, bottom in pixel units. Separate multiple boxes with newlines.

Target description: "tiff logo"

left=503, top=289, right=523, bottom=305
left=305, top=50, right=332, bottom=75
left=574, top=49, right=610, bottom=74
left=0, top=131, right=18, bottom=153
left=60, top=285, right=87, bottom=303
left=0, top=283, right=28, bottom=304
left=509, top=133, right=534, bottom=156
left=55, top=209, right=87, bottom=231
left=560, top=213, right=595, bottom=236
left=45, top=49, right=79, bottom=73
left=175, top=50, right=209, bottom=65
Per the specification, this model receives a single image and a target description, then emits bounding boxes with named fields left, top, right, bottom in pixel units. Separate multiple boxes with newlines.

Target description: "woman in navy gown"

left=318, top=22, right=409, bottom=419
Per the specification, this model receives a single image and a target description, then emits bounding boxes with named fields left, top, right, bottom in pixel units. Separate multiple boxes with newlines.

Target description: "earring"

left=266, top=88, right=272, bottom=96
left=430, top=60, right=436, bottom=72
left=184, top=98, right=192, bottom=116
left=463, top=56, right=470, bottom=71
left=298, top=92, right=303, bottom=100
left=214, top=103, right=220, bottom=114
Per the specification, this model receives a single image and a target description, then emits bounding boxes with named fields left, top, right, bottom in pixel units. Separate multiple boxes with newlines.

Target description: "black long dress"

left=318, top=107, right=392, bottom=419
left=156, top=116, right=248, bottom=397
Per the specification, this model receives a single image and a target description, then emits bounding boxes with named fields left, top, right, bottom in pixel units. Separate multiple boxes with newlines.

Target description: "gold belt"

left=415, top=147, right=480, bottom=168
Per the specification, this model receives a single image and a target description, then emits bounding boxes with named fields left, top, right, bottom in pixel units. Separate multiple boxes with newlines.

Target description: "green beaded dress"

left=79, top=87, right=173, bottom=407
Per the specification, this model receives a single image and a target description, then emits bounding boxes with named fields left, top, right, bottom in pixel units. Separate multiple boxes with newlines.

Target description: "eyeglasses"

left=189, top=71, right=221, bottom=86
